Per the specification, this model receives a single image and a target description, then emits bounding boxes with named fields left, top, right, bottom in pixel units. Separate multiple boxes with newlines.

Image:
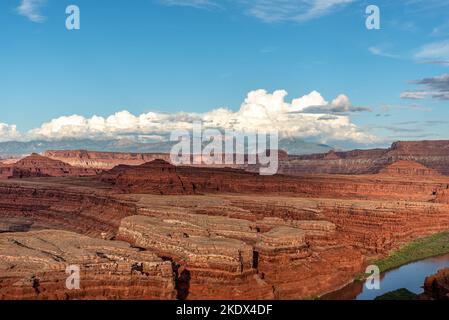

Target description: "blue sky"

left=1, top=0, right=449, bottom=148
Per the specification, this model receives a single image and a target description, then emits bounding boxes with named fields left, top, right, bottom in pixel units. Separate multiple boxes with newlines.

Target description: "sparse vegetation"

left=353, top=232, right=449, bottom=283
left=373, top=232, right=449, bottom=273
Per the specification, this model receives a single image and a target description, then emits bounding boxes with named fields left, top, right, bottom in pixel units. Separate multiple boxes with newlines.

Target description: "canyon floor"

left=1, top=145, right=449, bottom=300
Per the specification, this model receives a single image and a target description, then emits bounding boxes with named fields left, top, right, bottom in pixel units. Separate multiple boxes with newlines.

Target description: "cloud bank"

left=0, top=89, right=376, bottom=144
left=0, top=124, right=21, bottom=141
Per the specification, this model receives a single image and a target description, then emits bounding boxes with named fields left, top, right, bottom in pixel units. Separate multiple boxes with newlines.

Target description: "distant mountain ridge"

left=0, top=138, right=333, bottom=158
left=0, top=139, right=174, bottom=158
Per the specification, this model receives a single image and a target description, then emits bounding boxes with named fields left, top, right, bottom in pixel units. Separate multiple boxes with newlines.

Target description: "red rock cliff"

left=0, top=153, right=98, bottom=178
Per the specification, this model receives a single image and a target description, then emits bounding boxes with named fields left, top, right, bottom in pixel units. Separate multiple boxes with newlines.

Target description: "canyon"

left=1, top=140, right=449, bottom=300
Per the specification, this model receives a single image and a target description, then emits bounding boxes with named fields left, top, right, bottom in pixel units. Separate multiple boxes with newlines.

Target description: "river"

left=322, top=253, right=449, bottom=300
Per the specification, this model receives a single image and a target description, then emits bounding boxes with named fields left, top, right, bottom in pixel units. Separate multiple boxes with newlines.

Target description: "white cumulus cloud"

left=0, top=123, right=21, bottom=142
left=7, top=89, right=376, bottom=144
left=291, top=90, right=327, bottom=111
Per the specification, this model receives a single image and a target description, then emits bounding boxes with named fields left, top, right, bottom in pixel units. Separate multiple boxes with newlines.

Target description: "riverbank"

left=324, top=253, right=449, bottom=300
left=373, top=232, right=449, bottom=273
left=322, top=232, right=449, bottom=300
left=352, top=232, right=449, bottom=282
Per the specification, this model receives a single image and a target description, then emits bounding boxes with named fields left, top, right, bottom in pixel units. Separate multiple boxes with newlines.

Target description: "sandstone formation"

left=0, top=154, right=98, bottom=179
left=0, top=230, right=175, bottom=300
left=117, top=215, right=274, bottom=300
left=116, top=209, right=363, bottom=299
left=377, top=160, right=441, bottom=178
left=421, top=268, right=449, bottom=300
left=0, top=180, right=137, bottom=239
left=44, top=150, right=171, bottom=170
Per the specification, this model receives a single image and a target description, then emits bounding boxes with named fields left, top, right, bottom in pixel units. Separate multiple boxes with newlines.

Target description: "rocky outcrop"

left=421, top=268, right=449, bottom=300
left=377, top=160, right=441, bottom=178
left=116, top=213, right=363, bottom=300
left=0, top=230, right=175, bottom=300
left=117, top=215, right=274, bottom=300
left=126, top=191, right=449, bottom=298
left=0, top=154, right=98, bottom=179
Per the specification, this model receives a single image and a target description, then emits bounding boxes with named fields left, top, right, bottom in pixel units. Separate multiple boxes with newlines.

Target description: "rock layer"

left=119, top=193, right=449, bottom=298
left=101, top=159, right=449, bottom=202
left=377, top=160, right=441, bottom=178
left=0, top=181, right=137, bottom=239
left=117, top=215, right=274, bottom=300
left=0, top=230, right=175, bottom=300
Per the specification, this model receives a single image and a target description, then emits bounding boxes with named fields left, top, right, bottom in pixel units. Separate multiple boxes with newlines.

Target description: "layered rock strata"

left=128, top=193, right=449, bottom=297
left=0, top=230, right=175, bottom=300
left=0, top=181, right=137, bottom=238
left=116, top=213, right=362, bottom=299
left=117, top=215, right=274, bottom=300
left=101, top=159, right=449, bottom=202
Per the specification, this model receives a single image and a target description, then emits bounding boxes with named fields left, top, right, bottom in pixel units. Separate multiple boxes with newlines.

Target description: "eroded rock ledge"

left=0, top=181, right=137, bottom=239
left=100, top=159, right=449, bottom=202
left=421, top=268, right=449, bottom=300
left=0, top=230, right=175, bottom=300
